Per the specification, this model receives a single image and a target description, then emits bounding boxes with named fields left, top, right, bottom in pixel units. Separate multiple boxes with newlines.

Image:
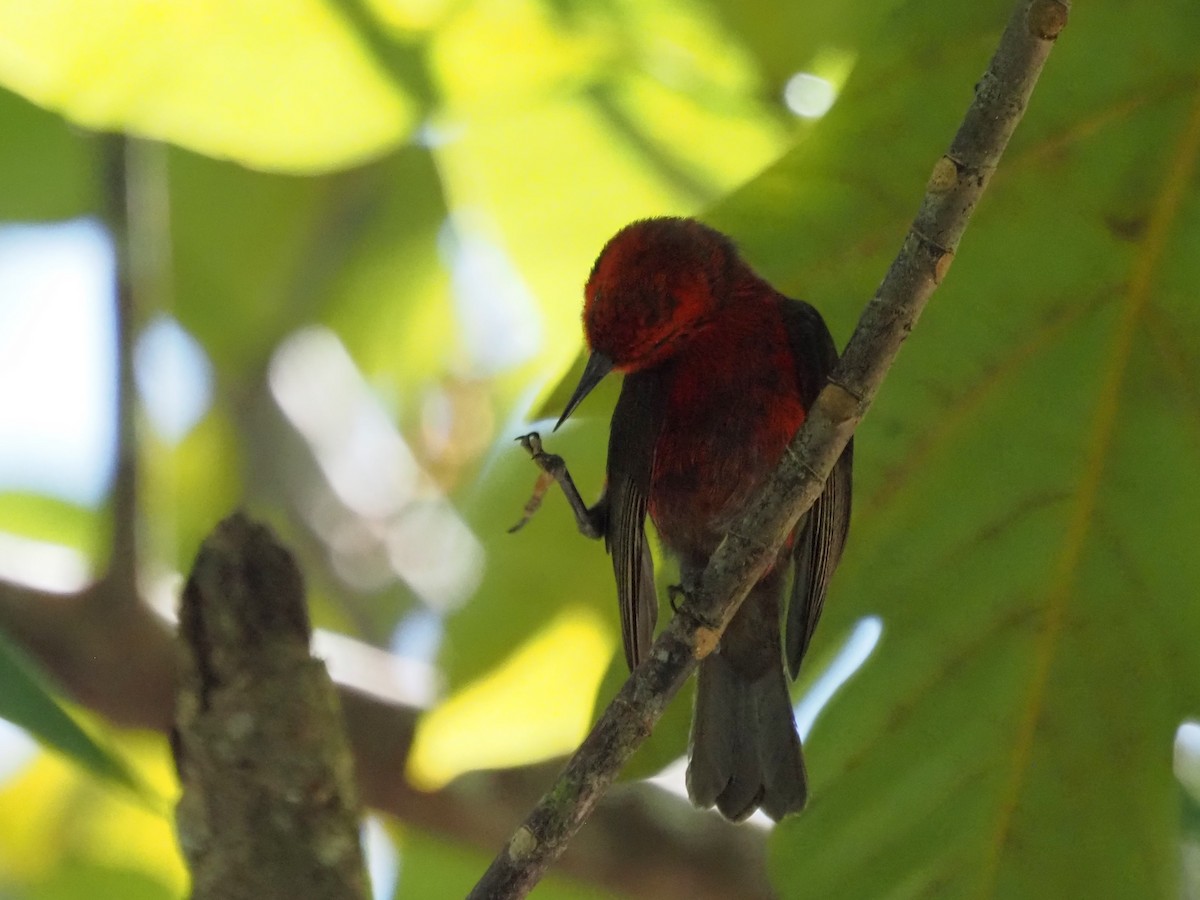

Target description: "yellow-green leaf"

left=0, top=0, right=415, bottom=172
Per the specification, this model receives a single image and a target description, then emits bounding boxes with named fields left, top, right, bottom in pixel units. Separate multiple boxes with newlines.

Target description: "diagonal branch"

left=468, top=0, right=1070, bottom=896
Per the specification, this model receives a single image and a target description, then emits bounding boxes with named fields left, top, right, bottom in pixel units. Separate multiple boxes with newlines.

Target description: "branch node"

left=672, top=595, right=724, bottom=636
left=818, top=381, right=863, bottom=423
left=781, top=443, right=826, bottom=482
left=509, top=827, right=540, bottom=862
left=927, top=155, right=959, bottom=194
left=909, top=226, right=956, bottom=283
left=693, top=626, right=721, bottom=661
left=612, top=694, right=656, bottom=739
left=909, top=225, right=953, bottom=260
left=1028, top=0, right=1069, bottom=40
left=934, top=249, right=956, bottom=283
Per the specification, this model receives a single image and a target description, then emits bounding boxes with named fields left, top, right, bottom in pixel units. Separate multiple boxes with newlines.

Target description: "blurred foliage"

left=0, top=732, right=184, bottom=898
left=0, top=0, right=1197, bottom=897
left=408, top=604, right=614, bottom=789
left=0, top=632, right=142, bottom=795
left=0, top=0, right=416, bottom=171
left=390, top=824, right=613, bottom=899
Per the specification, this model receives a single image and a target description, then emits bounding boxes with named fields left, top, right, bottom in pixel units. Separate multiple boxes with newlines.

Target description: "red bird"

left=550, top=217, right=852, bottom=821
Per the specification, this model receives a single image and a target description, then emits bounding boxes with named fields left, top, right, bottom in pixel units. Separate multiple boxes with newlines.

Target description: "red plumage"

left=556, top=217, right=852, bottom=822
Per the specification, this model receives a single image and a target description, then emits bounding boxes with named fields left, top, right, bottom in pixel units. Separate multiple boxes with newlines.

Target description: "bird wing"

left=605, top=369, right=667, bottom=670
left=778, top=297, right=854, bottom=678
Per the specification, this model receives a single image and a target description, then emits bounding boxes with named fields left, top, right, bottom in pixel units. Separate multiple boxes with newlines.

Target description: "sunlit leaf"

left=428, top=0, right=789, bottom=398
left=0, top=495, right=103, bottom=563
left=408, top=604, right=614, bottom=788
left=0, top=0, right=415, bottom=172
left=0, top=737, right=183, bottom=895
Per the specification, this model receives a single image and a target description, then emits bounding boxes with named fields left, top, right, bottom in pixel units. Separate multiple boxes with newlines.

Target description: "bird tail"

left=686, top=648, right=806, bottom=822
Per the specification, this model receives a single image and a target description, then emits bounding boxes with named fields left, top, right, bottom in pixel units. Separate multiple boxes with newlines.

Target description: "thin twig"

left=98, top=135, right=140, bottom=608
left=468, top=1, right=1069, bottom=896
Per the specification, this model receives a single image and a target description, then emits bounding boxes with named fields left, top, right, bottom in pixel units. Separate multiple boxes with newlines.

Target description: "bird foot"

left=516, top=432, right=568, bottom=480
left=509, top=432, right=602, bottom=539
left=508, top=433, right=558, bottom=533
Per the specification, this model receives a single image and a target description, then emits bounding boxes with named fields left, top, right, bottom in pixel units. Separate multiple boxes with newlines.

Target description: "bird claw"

left=515, top=431, right=543, bottom=455
left=510, top=432, right=601, bottom=539
left=509, top=432, right=570, bottom=533
left=510, top=433, right=555, bottom=533
left=516, top=432, right=567, bottom=478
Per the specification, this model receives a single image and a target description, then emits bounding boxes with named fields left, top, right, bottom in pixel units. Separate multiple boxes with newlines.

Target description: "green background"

left=0, top=0, right=1197, bottom=896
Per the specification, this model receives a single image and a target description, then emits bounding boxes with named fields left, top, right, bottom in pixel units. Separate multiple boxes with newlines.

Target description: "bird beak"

left=554, top=352, right=614, bottom=431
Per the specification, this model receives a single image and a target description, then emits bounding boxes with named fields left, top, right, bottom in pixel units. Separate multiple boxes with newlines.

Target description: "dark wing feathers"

left=786, top=445, right=852, bottom=677
left=605, top=369, right=667, bottom=670
left=777, top=297, right=854, bottom=679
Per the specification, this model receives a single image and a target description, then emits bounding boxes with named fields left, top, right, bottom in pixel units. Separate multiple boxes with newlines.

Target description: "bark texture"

left=174, top=513, right=368, bottom=900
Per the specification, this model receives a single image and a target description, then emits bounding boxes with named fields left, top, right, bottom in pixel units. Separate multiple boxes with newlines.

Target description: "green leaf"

left=166, top=147, right=347, bottom=378
left=0, top=0, right=415, bottom=172
left=0, top=494, right=104, bottom=562
left=0, top=629, right=142, bottom=794
left=697, top=0, right=1200, bottom=896
left=319, top=144, right=452, bottom=397
left=392, top=825, right=615, bottom=899
left=141, top=403, right=242, bottom=573
left=0, top=87, right=95, bottom=220
left=31, top=859, right=175, bottom=900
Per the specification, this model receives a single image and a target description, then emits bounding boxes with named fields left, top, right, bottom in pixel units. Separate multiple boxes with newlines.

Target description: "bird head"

left=556, top=218, right=737, bottom=429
